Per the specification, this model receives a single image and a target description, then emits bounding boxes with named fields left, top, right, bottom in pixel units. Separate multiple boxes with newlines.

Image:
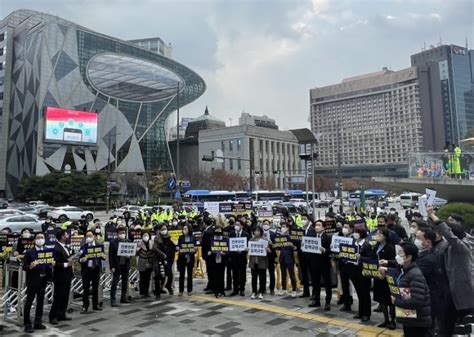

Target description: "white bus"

left=399, top=193, right=421, bottom=209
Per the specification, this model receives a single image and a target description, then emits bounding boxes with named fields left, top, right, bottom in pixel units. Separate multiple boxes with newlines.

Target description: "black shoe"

left=225, top=287, right=232, bottom=291
left=49, top=318, right=58, bottom=325
left=220, top=292, right=226, bottom=297
left=167, top=288, right=174, bottom=295
left=205, top=290, right=214, bottom=295
left=80, top=308, right=88, bottom=314
left=324, top=304, right=331, bottom=311
left=160, top=290, right=167, bottom=294
left=120, top=298, right=131, bottom=304
left=203, top=287, right=210, bottom=292
left=239, top=291, right=245, bottom=296
left=308, top=301, right=321, bottom=308
left=377, top=321, right=389, bottom=328
left=25, top=326, right=34, bottom=333
left=339, top=306, right=351, bottom=312
left=144, top=294, right=151, bottom=298
left=337, top=298, right=344, bottom=305
left=34, top=323, right=47, bottom=329
left=93, top=306, right=103, bottom=311
left=353, top=314, right=362, bottom=319
left=374, top=304, right=382, bottom=312
left=299, top=292, right=310, bottom=298
left=388, top=321, right=396, bottom=330
left=58, top=316, right=72, bottom=321
left=111, top=300, right=119, bottom=307
left=155, top=295, right=161, bottom=300
left=229, top=291, right=238, bottom=297
left=361, top=316, right=370, bottom=322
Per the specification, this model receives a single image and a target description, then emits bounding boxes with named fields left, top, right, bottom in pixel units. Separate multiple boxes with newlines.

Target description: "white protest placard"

left=117, top=242, right=137, bottom=257
left=272, top=216, right=281, bottom=227
left=301, top=236, right=322, bottom=254
left=204, top=202, right=220, bottom=216
left=249, top=239, right=268, bottom=256
left=330, top=235, right=354, bottom=253
left=229, top=237, right=248, bottom=252
left=418, top=195, right=428, bottom=218
left=425, top=189, right=437, bottom=206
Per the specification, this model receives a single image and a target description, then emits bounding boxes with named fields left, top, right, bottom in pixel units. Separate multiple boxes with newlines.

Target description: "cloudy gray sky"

left=2, top=0, right=473, bottom=129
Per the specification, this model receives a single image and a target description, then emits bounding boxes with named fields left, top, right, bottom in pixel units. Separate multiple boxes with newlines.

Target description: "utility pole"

left=106, top=132, right=112, bottom=214
left=311, top=143, right=316, bottom=220
left=176, top=82, right=180, bottom=185
left=337, top=120, right=343, bottom=212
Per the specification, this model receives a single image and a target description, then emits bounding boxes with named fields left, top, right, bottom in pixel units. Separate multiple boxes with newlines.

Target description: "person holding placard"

left=155, top=223, right=176, bottom=295
left=201, top=217, right=215, bottom=293
left=351, top=226, right=372, bottom=322
left=22, top=232, right=54, bottom=333
left=209, top=227, right=228, bottom=298
left=228, top=221, right=250, bottom=297
left=109, top=226, right=132, bottom=306
left=262, top=220, right=277, bottom=295
left=293, top=215, right=311, bottom=298
left=337, top=222, right=355, bottom=312
left=249, top=226, right=269, bottom=300
left=308, top=220, right=332, bottom=310
left=372, top=228, right=396, bottom=329
left=275, top=222, right=297, bottom=298
left=177, top=223, right=196, bottom=296
left=79, top=230, right=105, bottom=314
left=137, top=231, right=154, bottom=298
left=49, top=229, right=74, bottom=325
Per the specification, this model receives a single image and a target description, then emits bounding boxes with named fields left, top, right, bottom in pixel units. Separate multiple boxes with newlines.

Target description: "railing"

left=407, top=151, right=474, bottom=180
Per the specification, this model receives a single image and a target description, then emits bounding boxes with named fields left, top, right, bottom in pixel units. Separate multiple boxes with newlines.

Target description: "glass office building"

left=0, top=10, right=205, bottom=197
left=412, top=45, right=474, bottom=143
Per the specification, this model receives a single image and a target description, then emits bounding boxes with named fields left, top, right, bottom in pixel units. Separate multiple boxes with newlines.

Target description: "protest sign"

left=104, top=224, right=118, bottom=242
left=361, top=257, right=382, bottom=278
left=386, top=268, right=417, bottom=318
left=248, top=239, right=268, bottom=257
left=169, top=230, right=182, bottom=245
left=323, top=220, right=337, bottom=235
left=179, top=241, right=196, bottom=254
left=290, top=228, right=304, bottom=242
left=44, top=229, right=57, bottom=248
left=204, top=202, right=220, bottom=216
left=418, top=195, right=428, bottom=218
left=337, top=243, right=359, bottom=264
left=330, top=235, right=355, bottom=253
left=301, top=236, right=322, bottom=254
left=34, top=249, right=55, bottom=267
left=85, top=244, right=105, bottom=260
left=7, top=233, right=19, bottom=247
left=193, top=231, right=202, bottom=246
left=218, top=203, right=233, bottom=214
left=16, top=238, right=35, bottom=253
left=426, top=188, right=437, bottom=206
left=117, top=242, right=137, bottom=257
left=128, top=229, right=142, bottom=243
left=229, top=237, right=248, bottom=252
left=70, top=235, right=84, bottom=253
left=272, top=235, right=291, bottom=248
left=272, top=216, right=282, bottom=227
left=211, top=239, right=228, bottom=252
left=257, top=210, right=273, bottom=220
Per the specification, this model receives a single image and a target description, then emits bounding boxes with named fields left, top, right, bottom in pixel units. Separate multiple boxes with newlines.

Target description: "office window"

left=238, top=159, right=241, bottom=170
left=229, top=140, right=233, bottom=151
left=230, top=159, right=233, bottom=170
left=0, top=33, right=4, bottom=42
left=221, top=141, right=225, bottom=152
left=237, top=139, right=241, bottom=151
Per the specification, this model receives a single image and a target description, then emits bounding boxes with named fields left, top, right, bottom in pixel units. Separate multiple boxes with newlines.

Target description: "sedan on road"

left=48, top=206, right=94, bottom=222
left=0, top=215, right=44, bottom=233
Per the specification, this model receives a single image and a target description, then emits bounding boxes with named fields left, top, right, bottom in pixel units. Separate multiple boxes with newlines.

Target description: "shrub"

left=437, top=202, right=474, bottom=231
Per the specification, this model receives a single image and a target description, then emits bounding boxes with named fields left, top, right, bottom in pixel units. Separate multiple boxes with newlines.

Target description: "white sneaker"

left=258, top=293, right=264, bottom=300
left=291, top=291, right=297, bottom=298
left=277, top=290, right=284, bottom=296
left=250, top=293, right=257, bottom=300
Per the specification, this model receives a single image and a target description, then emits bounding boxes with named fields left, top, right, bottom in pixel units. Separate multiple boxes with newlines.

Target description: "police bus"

left=348, top=189, right=386, bottom=206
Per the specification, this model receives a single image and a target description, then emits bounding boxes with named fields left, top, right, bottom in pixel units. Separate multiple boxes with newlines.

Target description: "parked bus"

left=399, top=192, right=421, bottom=209
left=182, top=190, right=236, bottom=202
left=348, top=189, right=386, bottom=206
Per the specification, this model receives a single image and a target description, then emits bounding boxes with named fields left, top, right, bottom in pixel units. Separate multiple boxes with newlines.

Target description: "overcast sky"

left=2, top=0, right=473, bottom=129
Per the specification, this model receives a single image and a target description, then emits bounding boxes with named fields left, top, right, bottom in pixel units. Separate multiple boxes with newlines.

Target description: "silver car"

left=0, top=215, right=44, bottom=233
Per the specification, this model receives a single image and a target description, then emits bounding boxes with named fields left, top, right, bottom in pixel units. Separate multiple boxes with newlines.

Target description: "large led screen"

left=44, top=107, right=98, bottom=145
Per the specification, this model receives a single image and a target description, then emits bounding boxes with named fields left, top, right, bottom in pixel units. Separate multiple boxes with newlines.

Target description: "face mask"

left=302, top=220, right=308, bottom=227
left=395, top=255, right=405, bottom=266
left=376, top=234, right=384, bottom=242
left=280, top=227, right=288, bottom=234
left=263, top=224, right=270, bottom=231
left=143, top=235, right=149, bottom=242
left=35, top=239, right=45, bottom=247
left=409, top=227, right=417, bottom=234
left=183, top=229, right=189, bottom=235
left=234, top=225, right=241, bottom=232
left=414, top=239, right=424, bottom=250
left=353, top=233, right=360, bottom=240
left=315, top=226, right=323, bottom=233
left=172, top=221, right=178, bottom=226
left=342, top=228, right=350, bottom=235
left=86, top=237, right=94, bottom=243
left=160, top=230, right=168, bottom=235
left=95, top=228, right=101, bottom=234
left=118, top=234, right=126, bottom=240
left=22, top=232, right=31, bottom=239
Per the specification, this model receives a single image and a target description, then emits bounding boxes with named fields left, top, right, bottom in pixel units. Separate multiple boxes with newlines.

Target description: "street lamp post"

left=176, top=82, right=180, bottom=185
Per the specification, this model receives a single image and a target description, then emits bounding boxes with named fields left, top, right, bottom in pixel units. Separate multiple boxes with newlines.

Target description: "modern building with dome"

left=0, top=9, right=206, bottom=197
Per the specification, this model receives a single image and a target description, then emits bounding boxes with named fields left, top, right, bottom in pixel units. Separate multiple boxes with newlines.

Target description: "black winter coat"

left=394, top=262, right=432, bottom=328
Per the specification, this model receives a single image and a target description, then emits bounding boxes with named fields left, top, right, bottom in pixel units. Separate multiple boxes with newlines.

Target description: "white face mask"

left=353, top=233, right=360, bottom=240
left=302, top=220, right=309, bottom=227
left=118, top=233, right=126, bottom=240
left=414, top=239, right=424, bottom=250
left=395, top=255, right=405, bottom=266
left=143, top=235, right=149, bottom=242
left=172, top=221, right=178, bottom=226
left=35, top=238, right=45, bottom=247
left=95, top=228, right=101, bottom=234
left=234, top=225, right=241, bottom=232
left=160, top=230, right=168, bottom=235
left=342, top=228, right=350, bottom=235
left=23, top=232, right=31, bottom=239
left=280, top=227, right=288, bottom=234
left=262, top=224, right=270, bottom=231
left=86, top=237, right=94, bottom=243
left=409, top=227, right=417, bottom=234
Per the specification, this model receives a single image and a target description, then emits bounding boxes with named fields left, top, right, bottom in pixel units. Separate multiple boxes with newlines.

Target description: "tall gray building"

left=128, top=37, right=173, bottom=58
left=310, top=66, right=444, bottom=177
left=411, top=44, right=474, bottom=144
left=0, top=10, right=205, bottom=197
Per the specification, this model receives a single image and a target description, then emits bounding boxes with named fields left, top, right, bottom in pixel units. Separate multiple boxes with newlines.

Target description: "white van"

left=399, top=193, right=421, bottom=209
